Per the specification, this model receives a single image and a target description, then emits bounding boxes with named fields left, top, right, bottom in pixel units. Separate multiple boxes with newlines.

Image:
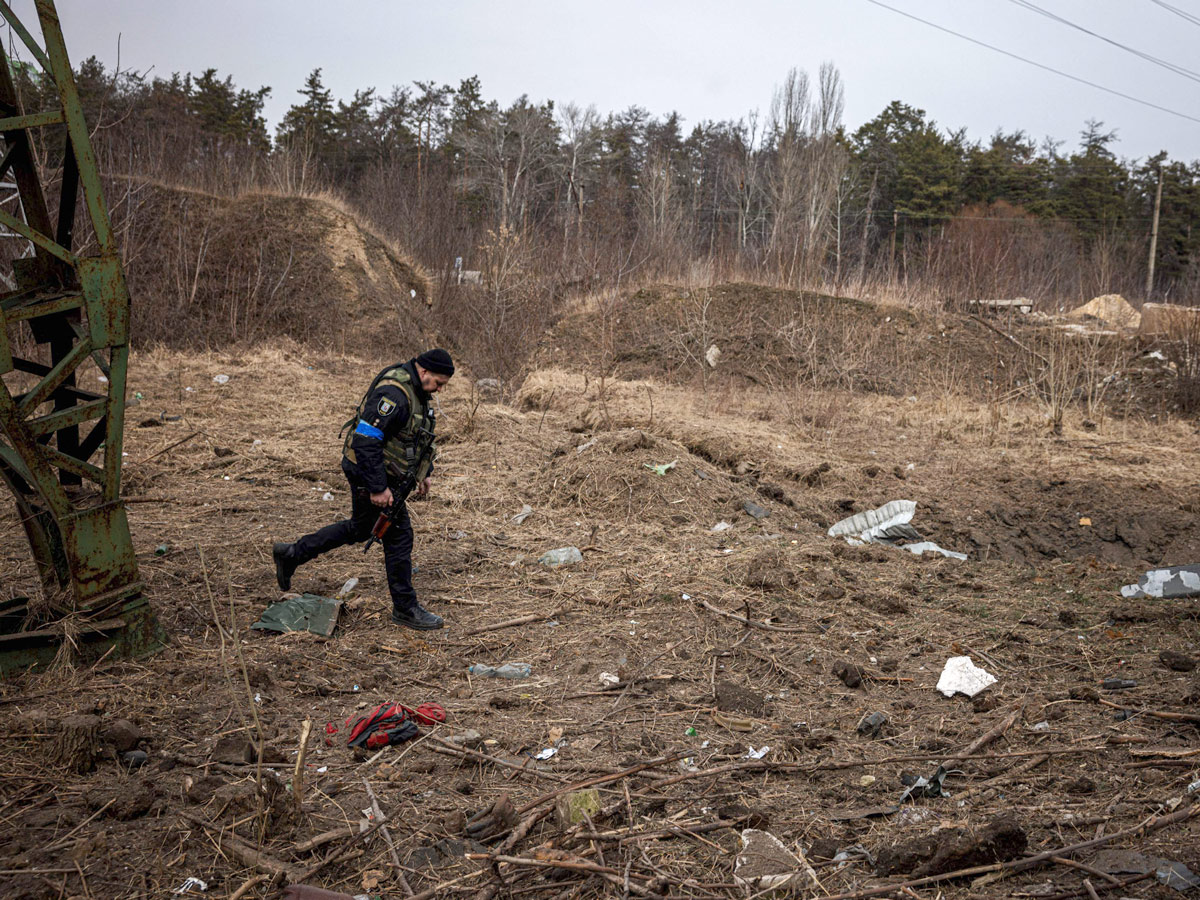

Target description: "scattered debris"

left=172, top=877, right=208, bottom=894
left=1121, top=564, right=1200, bottom=599
left=644, top=459, right=677, bottom=475
left=468, top=662, right=532, bottom=679
left=898, top=766, right=950, bottom=803
left=252, top=594, right=342, bottom=637
left=745, top=746, right=770, bottom=759
left=711, top=520, right=732, bottom=532
left=857, top=711, right=889, bottom=737
left=936, top=656, right=997, bottom=698
left=511, top=504, right=533, bottom=524
left=1091, top=849, right=1200, bottom=892
left=597, top=671, right=620, bottom=687
left=734, top=829, right=819, bottom=893
left=828, top=499, right=967, bottom=560
left=212, top=374, right=230, bottom=385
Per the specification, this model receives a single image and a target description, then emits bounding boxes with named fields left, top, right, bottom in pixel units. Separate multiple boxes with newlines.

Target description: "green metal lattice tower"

left=0, top=0, right=161, bottom=674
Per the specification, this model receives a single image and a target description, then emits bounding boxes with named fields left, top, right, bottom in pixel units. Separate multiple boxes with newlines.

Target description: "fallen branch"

left=177, top=811, right=297, bottom=883
left=1099, top=698, right=1200, bottom=724
left=461, top=612, right=558, bottom=636
left=956, top=753, right=1050, bottom=801
left=428, top=735, right=569, bottom=783
left=517, top=754, right=686, bottom=815
left=942, top=706, right=1022, bottom=766
left=135, top=430, right=199, bottom=465
left=364, top=778, right=413, bottom=897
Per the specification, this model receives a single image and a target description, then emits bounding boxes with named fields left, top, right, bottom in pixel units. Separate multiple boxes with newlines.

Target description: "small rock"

left=102, top=718, right=142, bottom=753
left=832, top=661, right=864, bottom=689
left=743, top=500, right=770, bottom=520
left=856, top=712, right=888, bottom=737
left=120, top=750, right=149, bottom=769
left=1159, top=650, right=1196, bottom=672
left=448, top=729, right=484, bottom=750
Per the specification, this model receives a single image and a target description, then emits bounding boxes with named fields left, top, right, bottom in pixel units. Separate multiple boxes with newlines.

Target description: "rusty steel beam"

left=0, top=1, right=162, bottom=676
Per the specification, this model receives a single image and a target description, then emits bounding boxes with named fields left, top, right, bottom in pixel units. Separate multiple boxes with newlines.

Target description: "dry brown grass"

left=2, top=291, right=1200, bottom=899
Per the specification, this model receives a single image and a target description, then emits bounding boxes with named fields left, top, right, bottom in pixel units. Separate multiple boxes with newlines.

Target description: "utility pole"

left=1146, top=164, right=1163, bottom=301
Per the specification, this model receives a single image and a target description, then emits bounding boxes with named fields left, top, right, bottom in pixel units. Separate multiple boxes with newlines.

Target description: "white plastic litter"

left=212, top=374, right=230, bottom=385
left=711, top=521, right=732, bottom=532
left=336, top=577, right=358, bottom=599
left=322, top=492, right=334, bottom=501
left=534, top=747, right=558, bottom=761
left=512, top=504, right=533, bottom=524
left=598, top=671, right=620, bottom=687
left=745, top=745, right=771, bottom=759
left=172, top=877, right=208, bottom=894
left=1120, top=564, right=1200, bottom=599
left=936, top=656, right=997, bottom=698
left=828, top=500, right=967, bottom=560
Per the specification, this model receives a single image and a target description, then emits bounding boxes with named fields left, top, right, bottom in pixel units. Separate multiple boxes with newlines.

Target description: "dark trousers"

left=291, top=477, right=416, bottom=611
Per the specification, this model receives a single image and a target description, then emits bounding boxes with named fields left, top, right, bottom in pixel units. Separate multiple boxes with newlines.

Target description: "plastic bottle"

left=538, top=546, right=582, bottom=568
left=468, top=662, right=532, bottom=679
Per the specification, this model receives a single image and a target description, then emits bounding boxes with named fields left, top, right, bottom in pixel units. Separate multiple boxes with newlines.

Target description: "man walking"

left=273, top=348, right=454, bottom=630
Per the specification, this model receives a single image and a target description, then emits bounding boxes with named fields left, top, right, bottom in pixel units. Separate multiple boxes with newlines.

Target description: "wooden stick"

left=1098, top=698, right=1200, bottom=723
left=134, top=430, right=199, bottom=465
left=1049, top=856, right=1122, bottom=886
left=294, top=827, right=356, bottom=854
left=461, top=612, right=556, bottom=636
left=228, top=874, right=271, bottom=900
left=427, top=735, right=569, bottom=783
left=956, top=753, right=1049, bottom=801
left=177, top=811, right=298, bottom=882
left=364, top=778, right=413, bottom=897
left=516, top=754, right=685, bottom=815
left=292, top=718, right=312, bottom=809
left=942, top=706, right=1021, bottom=766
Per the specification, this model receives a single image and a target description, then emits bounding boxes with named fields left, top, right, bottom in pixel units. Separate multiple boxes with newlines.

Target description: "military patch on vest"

left=377, top=397, right=396, bottom=416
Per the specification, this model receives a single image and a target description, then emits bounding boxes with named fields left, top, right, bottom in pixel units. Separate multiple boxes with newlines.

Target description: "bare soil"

left=2, top=288, right=1199, bottom=900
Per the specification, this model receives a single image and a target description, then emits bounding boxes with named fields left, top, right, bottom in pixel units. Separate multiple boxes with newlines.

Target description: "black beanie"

left=416, top=348, right=455, bottom=376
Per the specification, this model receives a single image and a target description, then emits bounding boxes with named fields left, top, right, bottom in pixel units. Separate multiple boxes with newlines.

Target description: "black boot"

left=273, top=542, right=298, bottom=591
left=391, top=602, right=443, bottom=630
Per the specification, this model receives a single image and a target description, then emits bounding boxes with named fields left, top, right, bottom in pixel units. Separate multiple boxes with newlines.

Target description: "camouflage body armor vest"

left=342, top=364, right=436, bottom=485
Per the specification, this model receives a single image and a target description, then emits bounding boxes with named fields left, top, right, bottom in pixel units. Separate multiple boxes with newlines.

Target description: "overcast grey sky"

left=10, top=1, right=1200, bottom=162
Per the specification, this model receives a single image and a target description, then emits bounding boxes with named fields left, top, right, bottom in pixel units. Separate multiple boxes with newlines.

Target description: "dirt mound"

left=1066, top=293, right=1140, bottom=330
left=110, top=178, right=435, bottom=350
left=538, top=282, right=1023, bottom=398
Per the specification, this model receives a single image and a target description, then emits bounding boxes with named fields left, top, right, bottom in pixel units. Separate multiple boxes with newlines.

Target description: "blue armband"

left=354, top=420, right=384, bottom=440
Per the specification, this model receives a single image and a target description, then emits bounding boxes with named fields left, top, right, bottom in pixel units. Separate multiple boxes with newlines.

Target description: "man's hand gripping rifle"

left=363, top=423, right=436, bottom=554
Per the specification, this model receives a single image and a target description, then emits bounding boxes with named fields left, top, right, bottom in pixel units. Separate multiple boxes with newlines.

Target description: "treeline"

left=18, top=57, right=1200, bottom=312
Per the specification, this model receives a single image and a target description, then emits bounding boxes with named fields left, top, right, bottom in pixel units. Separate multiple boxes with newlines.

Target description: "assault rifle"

left=363, top=422, right=436, bottom=554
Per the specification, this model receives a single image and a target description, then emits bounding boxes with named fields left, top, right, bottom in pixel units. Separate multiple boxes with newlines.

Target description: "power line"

left=1008, top=0, right=1200, bottom=85
left=862, top=0, right=1200, bottom=126
left=1148, top=0, right=1200, bottom=29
